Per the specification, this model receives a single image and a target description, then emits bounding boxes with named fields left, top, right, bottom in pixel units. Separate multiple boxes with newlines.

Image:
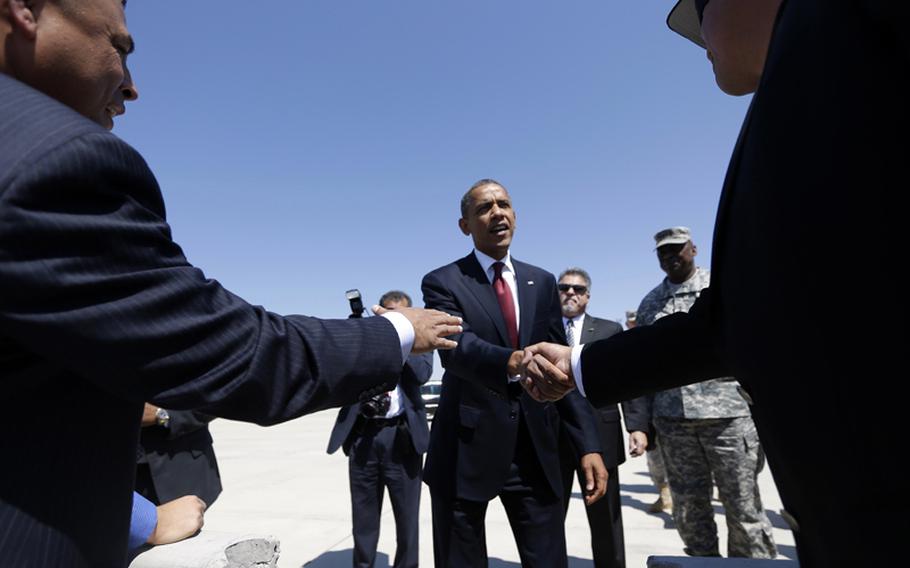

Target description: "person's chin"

left=94, top=113, right=115, bottom=131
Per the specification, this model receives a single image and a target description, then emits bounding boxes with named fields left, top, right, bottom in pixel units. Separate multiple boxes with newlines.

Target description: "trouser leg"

left=430, top=491, right=489, bottom=568
left=499, top=483, right=568, bottom=568
left=384, top=424, right=422, bottom=568
left=579, top=465, right=624, bottom=568
left=646, top=437, right=668, bottom=486
left=655, top=417, right=719, bottom=556
left=349, top=430, right=383, bottom=568
left=700, top=417, right=776, bottom=558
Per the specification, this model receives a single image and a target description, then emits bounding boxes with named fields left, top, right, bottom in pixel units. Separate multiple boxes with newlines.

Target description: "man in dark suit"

left=0, top=2, right=460, bottom=567
left=522, top=1, right=905, bottom=566
left=421, top=179, right=606, bottom=568
left=328, top=290, right=432, bottom=568
left=556, top=268, right=649, bottom=568
left=137, top=406, right=222, bottom=508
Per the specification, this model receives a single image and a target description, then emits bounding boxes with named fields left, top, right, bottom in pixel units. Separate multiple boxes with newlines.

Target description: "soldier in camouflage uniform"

left=636, top=227, right=775, bottom=558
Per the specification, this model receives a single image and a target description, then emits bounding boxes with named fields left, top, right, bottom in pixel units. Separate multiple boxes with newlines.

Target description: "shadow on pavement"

left=620, top=494, right=676, bottom=529
left=489, top=556, right=592, bottom=567
left=619, top=483, right=659, bottom=494
left=303, top=549, right=389, bottom=567
left=776, top=543, right=798, bottom=560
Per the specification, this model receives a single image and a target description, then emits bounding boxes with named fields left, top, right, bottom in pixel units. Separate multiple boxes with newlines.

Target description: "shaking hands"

left=518, top=342, right=577, bottom=402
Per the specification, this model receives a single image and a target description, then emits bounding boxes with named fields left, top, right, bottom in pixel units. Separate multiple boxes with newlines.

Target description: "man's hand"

left=507, top=350, right=525, bottom=376
left=373, top=305, right=462, bottom=354
left=148, top=495, right=206, bottom=545
left=628, top=431, right=648, bottom=457
left=519, top=342, right=575, bottom=402
left=580, top=452, right=608, bottom=506
left=141, top=403, right=158, bottom=427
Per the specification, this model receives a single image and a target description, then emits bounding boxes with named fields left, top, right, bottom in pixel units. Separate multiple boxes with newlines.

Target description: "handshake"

left=508, top=343, right=578, bottom=402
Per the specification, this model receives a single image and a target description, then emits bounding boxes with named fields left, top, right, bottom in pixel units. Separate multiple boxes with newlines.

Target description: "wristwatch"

left=155, top=407, right=170, bottom=428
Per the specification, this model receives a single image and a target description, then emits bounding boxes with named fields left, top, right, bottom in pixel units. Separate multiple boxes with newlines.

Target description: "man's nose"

left=121, top=67, right=139, bottom=101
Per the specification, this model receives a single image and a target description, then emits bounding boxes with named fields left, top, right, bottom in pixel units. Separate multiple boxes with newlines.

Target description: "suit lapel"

left=458, top=254, right=511, bottom=347
left=514, top=259, right=536, bottom=348
left=580, top=314, right=596, bottom=344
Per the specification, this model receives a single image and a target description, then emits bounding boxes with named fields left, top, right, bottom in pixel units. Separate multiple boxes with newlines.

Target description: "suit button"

left=737, top=385, right=754, bottom=405
left=509, top=411, right=518, bottom=420
left=780, top=509, right=800, bottom=532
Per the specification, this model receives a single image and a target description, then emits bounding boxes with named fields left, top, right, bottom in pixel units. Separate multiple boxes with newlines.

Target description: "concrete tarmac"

left=205, top=410, right=796, bottom=567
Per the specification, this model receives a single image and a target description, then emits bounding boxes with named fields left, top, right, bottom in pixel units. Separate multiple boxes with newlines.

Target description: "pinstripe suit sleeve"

left=0, top=130, right=402, bottom=424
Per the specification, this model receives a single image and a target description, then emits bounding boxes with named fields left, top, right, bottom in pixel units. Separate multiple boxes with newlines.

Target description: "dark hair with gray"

left=558, top=267, right=592, bottom=290
left=379, top=290, right=412, bottom=308
left=460, top=178, right=505, bottom=219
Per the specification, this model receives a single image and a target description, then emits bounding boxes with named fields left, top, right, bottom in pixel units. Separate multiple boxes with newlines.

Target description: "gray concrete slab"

left=204, top=410, right=796, bottom=567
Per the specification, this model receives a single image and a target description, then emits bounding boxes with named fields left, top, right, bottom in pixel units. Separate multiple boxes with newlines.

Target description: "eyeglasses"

left=557, top=284, right=588, bottom=294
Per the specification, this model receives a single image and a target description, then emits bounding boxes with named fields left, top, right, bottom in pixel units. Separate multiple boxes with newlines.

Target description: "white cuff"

left=571, top=344, right=586, bottom=398
left=380, top=311, right=414, bottom=366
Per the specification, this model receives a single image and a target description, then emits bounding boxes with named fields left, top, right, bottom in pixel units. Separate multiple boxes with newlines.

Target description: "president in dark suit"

left=0, top=2, right=460, bottom=566
left=421, top=179, right=605, bottom=568
left=328, top=291, right=432, bottom=568
left=522, top=1, right=905, bottom=566
left=556, top=268, right=649, bottom=568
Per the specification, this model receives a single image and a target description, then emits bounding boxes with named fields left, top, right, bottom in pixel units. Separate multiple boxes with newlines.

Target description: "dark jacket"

left=580, top=1, right=905, bottom=565
left=422, top=253, right=601, bottom=501
left=327, top=352, right=433, bottom=456
left=0, top=73, right=403, bottom=568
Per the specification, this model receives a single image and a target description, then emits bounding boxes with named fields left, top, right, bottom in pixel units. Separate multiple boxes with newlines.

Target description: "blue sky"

left=117, top=1, right=751, bottom=333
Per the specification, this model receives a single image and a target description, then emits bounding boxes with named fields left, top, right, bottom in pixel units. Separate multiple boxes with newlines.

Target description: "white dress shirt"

left=382, top=385, right=404, bottom=418
left=473, top=248, right=521, bottom=382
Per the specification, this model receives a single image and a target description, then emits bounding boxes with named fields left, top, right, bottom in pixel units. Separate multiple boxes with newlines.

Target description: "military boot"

left=648, top=483, right=673, bottom=513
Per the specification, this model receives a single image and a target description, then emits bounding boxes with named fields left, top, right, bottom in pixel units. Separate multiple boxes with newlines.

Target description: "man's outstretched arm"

left=522, top=292, right=729, bottom=407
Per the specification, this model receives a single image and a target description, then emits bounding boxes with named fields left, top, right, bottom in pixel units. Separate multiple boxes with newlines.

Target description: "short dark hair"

left=460, top=178, right=505, bottom=219
left=558, top=267, right=592, bottom=290
left=379, top=290, right=412, bottom=308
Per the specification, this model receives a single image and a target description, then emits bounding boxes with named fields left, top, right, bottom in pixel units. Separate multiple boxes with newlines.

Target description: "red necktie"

left=492, top=262, right=519, bottom=348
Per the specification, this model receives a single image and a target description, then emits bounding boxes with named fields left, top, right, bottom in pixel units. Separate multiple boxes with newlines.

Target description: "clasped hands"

left=515, top=342, right=576, bottom=402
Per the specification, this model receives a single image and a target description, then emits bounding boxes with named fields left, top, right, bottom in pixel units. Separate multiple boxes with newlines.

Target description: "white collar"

left=562, top=313, right=586, bottom=328
left=473, top=248, right=514, bottom=277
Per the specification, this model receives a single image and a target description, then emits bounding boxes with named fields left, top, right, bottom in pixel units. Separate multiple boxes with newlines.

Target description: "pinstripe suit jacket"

left=0, top=73, right=403, bottom=567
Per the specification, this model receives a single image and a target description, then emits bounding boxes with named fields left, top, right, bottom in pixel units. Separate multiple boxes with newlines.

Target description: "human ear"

left=7, top=0, right=41, bottom=39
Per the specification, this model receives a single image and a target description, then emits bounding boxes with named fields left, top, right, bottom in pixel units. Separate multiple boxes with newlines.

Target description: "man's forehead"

left=559, top=274, right=585, bottom=284
left=469, top=184, right=509, bottom=203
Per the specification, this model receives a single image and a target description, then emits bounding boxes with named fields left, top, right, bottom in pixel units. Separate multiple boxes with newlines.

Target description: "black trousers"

left=431, top=417, right=567, bottom=568
left=348, top=417, right=422, bottom=568
left=559, top=436, right=625, bottom=568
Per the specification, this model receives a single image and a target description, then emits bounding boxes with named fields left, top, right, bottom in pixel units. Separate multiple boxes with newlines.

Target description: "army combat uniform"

left=637, top=267, right=776, bottom=558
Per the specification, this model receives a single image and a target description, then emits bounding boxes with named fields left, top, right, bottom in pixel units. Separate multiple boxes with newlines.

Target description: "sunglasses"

left=557, top=284, right=588, bottom=294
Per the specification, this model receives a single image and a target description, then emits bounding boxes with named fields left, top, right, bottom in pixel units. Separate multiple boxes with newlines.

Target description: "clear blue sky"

left=117, top=1, right=750, bottom=329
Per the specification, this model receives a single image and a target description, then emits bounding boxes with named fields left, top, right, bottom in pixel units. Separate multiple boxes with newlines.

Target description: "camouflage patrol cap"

left=667, top=0, right=709, bottom=49
left=654, top=226, right=692, bottom=249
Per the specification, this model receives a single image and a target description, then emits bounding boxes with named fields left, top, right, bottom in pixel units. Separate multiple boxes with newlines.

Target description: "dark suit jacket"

left=327, top=352, right=433, bottom=456
left=573, top=315, right=648, bottom=469
left=422, top=253, right=601, bottom=502
left=580, top=1, right=904, bottom=565
left=139, top=410, right=222, bottom=507
left=0, top=74, right=404, bottom=568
